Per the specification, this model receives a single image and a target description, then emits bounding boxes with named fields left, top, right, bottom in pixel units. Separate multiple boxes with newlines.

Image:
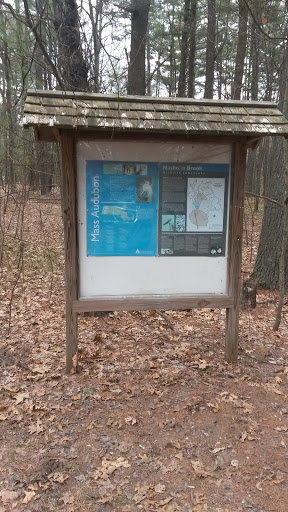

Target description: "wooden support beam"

left=225, top=140, right=247, bottom=362
left=73, top=295, right=234, bottom=313
left=61, top=132, right=78, bottom=373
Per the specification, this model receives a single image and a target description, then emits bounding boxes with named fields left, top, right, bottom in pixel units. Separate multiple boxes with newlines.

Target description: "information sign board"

left=86, top=161, right=229, bottom=258
left=77, top=141, right=231, bottom=298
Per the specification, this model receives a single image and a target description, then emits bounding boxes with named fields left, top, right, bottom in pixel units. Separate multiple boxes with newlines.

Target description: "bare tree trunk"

left=3, top=38, right=15, bottom=192
left=178, top=0, right=190, bottom=97
left=127, top=0, right=151, bottom=95
left=53, top=0, right=89, bottom=91
left=187, top=0, right=197, bottom=98
left=232, top=0, right=248, bottom=100
left=273, top=37, right=288, bottom=328
left=204, top=0, right=216, bottom=98
left=88, top=0, right=103, bottom=92
left=253, top=17, right=288, bottom=292
left=273, top=139, right=288, bottom=329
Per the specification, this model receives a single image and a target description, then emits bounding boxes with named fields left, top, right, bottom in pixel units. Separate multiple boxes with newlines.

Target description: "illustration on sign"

left=86, top=161, right=158, bottom=256
left=158, top=164, right=229, bottom=257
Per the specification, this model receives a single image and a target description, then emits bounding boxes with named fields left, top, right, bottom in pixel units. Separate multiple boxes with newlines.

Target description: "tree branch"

left=243, top=0, right=288, bottom=44
left=22, top=0, right=64, bottom=89
left=245, top=191, right=283, bottom=208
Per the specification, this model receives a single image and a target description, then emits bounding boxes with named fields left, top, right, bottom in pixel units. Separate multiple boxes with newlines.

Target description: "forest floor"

left=1, top=195, right=288, bottom=512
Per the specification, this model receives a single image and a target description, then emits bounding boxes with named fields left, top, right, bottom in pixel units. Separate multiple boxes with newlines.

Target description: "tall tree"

left=52, top=0, right=89, bottom=91
left=88, top=0, right=103, bottom=92
left=177, top=0, right=197, bottom=97
left=231, top=0, right=248, bottom=99
left=187, top=0, right=197, bottom=97
left=253, top=18, right=288, bottom=291
left=127, top=0, right=151, bottom=95
left=204, top=0, right=216, bottom=98
left=178, top=0, right=190, bottom=97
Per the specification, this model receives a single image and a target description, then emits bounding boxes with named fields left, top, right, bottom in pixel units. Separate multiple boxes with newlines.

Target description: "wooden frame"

left=60, top=133, right=247, bottom=372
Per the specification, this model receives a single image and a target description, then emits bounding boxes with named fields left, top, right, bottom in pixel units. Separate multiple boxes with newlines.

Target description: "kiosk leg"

left=61, top=132, right=78, bottom=373
left=66, top=309, right=78, bottom=373
left=225, top=306, right=239, bottom=362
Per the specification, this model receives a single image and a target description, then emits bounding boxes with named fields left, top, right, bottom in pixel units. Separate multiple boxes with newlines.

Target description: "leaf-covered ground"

left=1, top=197, right=288, bottom=512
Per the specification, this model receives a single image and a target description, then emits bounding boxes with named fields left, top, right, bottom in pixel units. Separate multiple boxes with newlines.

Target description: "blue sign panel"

left=86, top=161, right=158, bottom=256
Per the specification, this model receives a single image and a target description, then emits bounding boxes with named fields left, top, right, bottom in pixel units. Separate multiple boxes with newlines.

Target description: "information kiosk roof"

left=23, top=90, right=288, bottom=145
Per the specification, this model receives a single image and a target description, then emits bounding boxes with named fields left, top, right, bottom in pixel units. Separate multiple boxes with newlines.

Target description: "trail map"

left=186, top=177, right=225, bottom=233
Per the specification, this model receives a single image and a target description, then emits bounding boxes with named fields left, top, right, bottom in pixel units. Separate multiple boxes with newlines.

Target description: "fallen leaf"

left=28, top=420, right=44, bottom=435
left=155, top=483, right=166, bottom=493
left=147, top=497, right=173, bottom=507
left=212, top=446, right=226, bottom=454
left=28, top=483, right=39, bottom=491
left=138, top=453, right=149, bottom=460
left=60, top=493, right=74, bottom=505
left=133, top=485, right=150, bottom=504
left=14, top=392, right=29, bottom=405
left=22, top=491, right=35, bottom=504
left=93, top=457, right=130, bottom=480
left=198, top=360, right=209, bottom=370
left=207, top=402, right=220, bottom=412
left=72, top=393, right=82, bottom=401
left=125, top=416, right=137, bottom=425
left=191, top=460, right=213, bottom=478
left=194, top=492, right=208, bottom=512
left=0, top=490, right=19, bottom=503
left=86, top=420, right=97, bottom=430
left=48, top=472, right=69, bottom=483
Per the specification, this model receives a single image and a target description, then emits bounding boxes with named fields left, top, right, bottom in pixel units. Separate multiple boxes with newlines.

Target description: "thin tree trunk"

left=127, top=0, right=151, bottom=95
left=187, top=0, right=197, bottom=98
left=232, top=0, right=248, bottom=100
left=178, top=0, right=190, bottom=97
left=204, top=0, right=216, bottom=98
left=88, top=0, right=103, bottom=92
left=3, top=38, right=15, bottom=192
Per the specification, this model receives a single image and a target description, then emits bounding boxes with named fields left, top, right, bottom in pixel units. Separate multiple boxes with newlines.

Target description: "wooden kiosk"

left=23, top=90, right=288, bottom=372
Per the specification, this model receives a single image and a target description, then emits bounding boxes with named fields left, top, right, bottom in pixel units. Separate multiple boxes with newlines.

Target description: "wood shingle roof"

left=23, top=90, right=288, bottom=142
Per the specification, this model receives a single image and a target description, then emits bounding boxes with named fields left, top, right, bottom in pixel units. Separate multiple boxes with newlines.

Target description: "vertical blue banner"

left=86, top=161, right=158, bottom=256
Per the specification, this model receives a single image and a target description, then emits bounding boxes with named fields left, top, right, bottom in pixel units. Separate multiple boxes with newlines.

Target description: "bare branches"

left=0, top=0, right=64, bottom=89
left=243, top=0, right=288, bottom=45
left=22, top=0, right=64, bottom=89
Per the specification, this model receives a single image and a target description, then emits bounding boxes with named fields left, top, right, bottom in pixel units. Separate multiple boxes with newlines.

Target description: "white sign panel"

left=77, top=141, right=231, bottom=299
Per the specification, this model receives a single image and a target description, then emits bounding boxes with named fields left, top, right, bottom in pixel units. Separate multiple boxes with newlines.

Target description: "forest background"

left=1, top=0, right=288, bottom=310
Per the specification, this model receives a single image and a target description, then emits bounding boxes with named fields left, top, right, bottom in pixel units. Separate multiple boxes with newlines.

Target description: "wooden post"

left=61, top=132, right=78, bottom=373
left=225, top=140, right=247, bottom=362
